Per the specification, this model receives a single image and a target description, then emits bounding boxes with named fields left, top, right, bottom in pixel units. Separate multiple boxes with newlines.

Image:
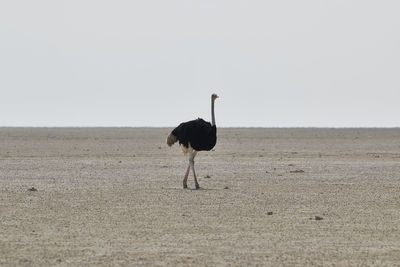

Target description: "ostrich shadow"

left=162, top=187, right=222, bottom=191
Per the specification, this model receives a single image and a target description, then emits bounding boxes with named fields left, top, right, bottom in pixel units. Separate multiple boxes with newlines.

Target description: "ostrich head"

left=212, top=93, right=219, bottom=100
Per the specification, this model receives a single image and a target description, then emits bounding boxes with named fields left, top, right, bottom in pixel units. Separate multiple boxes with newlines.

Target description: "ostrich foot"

left=195, top=183, right=200, bottom=189
left=183, top=181, right=188, bottom=189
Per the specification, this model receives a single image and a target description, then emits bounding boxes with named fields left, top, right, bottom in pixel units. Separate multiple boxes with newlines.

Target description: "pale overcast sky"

left=1, top=1, right=399, bottom=127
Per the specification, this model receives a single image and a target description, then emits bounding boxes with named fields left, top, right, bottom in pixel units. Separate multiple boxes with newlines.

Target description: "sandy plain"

left=1, top=127, right=400, bottom=266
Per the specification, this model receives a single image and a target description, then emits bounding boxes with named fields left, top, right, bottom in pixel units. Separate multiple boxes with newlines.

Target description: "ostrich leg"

left=191, top=162, right=200, bottom=189
left=183, top=165, right=190, bottom=189
left=189, top=151, right=199, bottom=189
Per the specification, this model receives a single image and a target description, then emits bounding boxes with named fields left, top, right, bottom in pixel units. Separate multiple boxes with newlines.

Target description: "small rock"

left=223, top=186, right=229, bottom=189
left=28, top=187, right=37, bottom=192
left=315, top=216, right=323, bottom=221
left=267, top=211, right=273, bottom=215
left=205, top=175, right=211, bottom=178
left=265, top=171, right=269, bottom=173
left=288, top=164, right=295, bottom=166
left=118, top=161, right=122, bottom=163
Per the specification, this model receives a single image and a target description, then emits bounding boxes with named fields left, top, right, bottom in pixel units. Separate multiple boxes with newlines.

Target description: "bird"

left=167, top=93, right=219, bottom=189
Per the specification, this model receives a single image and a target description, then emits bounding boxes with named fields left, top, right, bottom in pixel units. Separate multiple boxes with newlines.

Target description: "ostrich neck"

left=211, top=99, right=216, bottom=126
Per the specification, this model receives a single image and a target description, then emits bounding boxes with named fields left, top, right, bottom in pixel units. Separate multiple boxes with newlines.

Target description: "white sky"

left=1, top=0, right=399, bottom=127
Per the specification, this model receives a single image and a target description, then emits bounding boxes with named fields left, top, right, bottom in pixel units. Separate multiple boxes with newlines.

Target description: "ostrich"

left=167, top=93, right=219, bottom=189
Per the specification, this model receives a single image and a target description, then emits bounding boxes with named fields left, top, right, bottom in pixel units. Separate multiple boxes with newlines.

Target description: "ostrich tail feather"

left=167, top=133, right=177, bottom=147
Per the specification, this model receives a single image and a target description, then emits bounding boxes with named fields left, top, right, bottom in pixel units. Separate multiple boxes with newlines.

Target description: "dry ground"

left=1, top=128, right=400, bottom=266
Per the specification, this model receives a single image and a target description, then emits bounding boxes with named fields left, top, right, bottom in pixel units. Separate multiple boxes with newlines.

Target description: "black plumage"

left=171, top=118, right=217, bottom=151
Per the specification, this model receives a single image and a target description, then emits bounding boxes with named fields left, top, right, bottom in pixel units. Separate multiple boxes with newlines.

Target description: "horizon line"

left=0, top=125, right=399, bottom=129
